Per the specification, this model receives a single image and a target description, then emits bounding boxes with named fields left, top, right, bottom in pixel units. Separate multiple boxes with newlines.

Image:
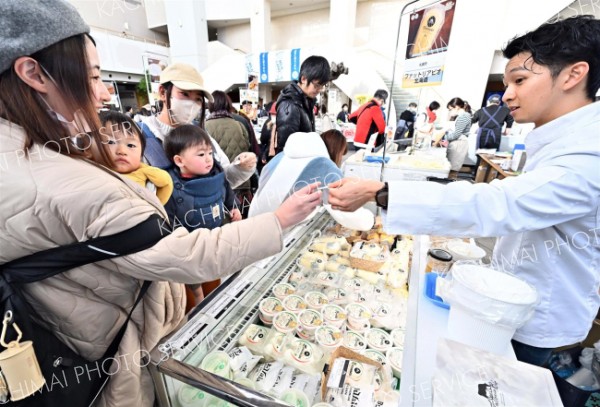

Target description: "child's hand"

left=230, top=208, right=242, bottom=222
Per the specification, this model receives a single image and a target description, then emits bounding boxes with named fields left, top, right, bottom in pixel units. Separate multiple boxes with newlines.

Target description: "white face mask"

left=169, top=98, right=202, bottom=125
left=38, top=64, right=92, bottom=137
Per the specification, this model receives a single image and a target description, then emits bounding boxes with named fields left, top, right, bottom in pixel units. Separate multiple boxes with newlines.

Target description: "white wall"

left=92, top=29, right=170, bottom=76
left=68, top=0, right=169, bottom=44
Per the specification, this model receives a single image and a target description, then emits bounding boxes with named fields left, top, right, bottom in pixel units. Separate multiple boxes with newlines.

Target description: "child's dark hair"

left=164, top=125, right=212, bottom=161
left=503, top=15, right=600, bottom=100
left=99, top=111, right=145, bottom=155
left=429, top=101, right=441, bottom=111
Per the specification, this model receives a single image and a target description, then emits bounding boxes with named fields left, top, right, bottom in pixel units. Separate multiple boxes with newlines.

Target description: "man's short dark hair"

left=408, top=102, right=417, bottom=108
left=299, top=55, right=331, bottom=85
left=374, top=89, right=388, bottom=102
left=503, top=15, right=600, bottom=100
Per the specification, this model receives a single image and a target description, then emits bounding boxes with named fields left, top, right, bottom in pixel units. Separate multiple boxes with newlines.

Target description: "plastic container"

left=437, top=264, right=538, bottom=355
left=272, top=283, right=296, bottom=300
left=304, top=291, right=329, bottom=311
left=200, top=351, right=232, bottom=379
left=390, top=328, right=406, bottom=348
left=315, top=325, right=343, bottom=354
left=425, top=248, right=453, bottom=276
left=297, top=308, right=323, bottom=340
left=282, top=295, right=308, bottom=314
left=280, top=388, right=310, bottom=407
left=259, top=297, right=283, bottom=325
left=345, top=303, right=373, bottom=331
left=445, top=240, right=486, bottom=262
left=346, top=319, right=371, bottom=334
left=325, top=287, right=348, bottom=305
left=284, top=338, right=325, bottom=376
left=366, top=328, right=393, bottom=352
left=363, top=348, right=388, bottom=367
left=178, top=384, right=209, bottom=407
left=387, top=347, right=404, bottom=379
left=234, top=377, right=255, bottom=390
left=273, top=311, right=299, bottom=334
left=321, top=303, right=347, bottom=328
left=342, top=330, right=367, bottom=352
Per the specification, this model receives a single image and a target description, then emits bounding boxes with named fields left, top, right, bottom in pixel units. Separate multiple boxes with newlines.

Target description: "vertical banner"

left=290, top=48, right=301, bottom=81
left=402, top=0, right=456, bottom=88
left=259, top=52, right=269, bottom=83
left=142, top=55, right=168, bottom=105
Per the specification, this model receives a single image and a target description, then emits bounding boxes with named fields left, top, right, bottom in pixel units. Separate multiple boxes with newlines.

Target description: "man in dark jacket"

left=275, top=55, right=331, bottom=153
left=471, top=95, right=514, bottom=150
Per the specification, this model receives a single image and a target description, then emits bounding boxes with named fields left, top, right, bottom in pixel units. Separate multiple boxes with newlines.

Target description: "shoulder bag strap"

left=2, top=214, right=168, bottom=284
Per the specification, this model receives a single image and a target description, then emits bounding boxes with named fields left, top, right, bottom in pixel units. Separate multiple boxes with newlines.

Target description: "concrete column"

left=329, top=0, right=357, bottom=49
left=164, top=0, right=209, bottom=70
left=251, top=0, right=271, bottom=53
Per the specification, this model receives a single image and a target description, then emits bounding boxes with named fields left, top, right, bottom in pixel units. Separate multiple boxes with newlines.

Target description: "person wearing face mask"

left=0, top=2, right=322, bottom=406
left=395, top=102, right=418, bottom=139
left=138, top=63, right=257, bottom=189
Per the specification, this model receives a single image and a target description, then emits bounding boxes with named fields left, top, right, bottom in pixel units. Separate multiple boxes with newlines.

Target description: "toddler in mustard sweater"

left=100, top=111, right=173, bottom=204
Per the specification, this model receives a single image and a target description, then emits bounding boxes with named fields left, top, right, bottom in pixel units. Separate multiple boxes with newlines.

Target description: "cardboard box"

left=320, top=346, right=382, bottom=401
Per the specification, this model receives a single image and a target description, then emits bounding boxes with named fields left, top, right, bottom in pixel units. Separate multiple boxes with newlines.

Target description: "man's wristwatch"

left=375, top=182, right=389, bottom=210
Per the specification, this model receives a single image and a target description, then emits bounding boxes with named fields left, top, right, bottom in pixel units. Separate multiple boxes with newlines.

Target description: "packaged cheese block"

left=269, top=365, right=295, bottom=398
left=298, top=254, right=326, bottom=271
left=249, top=361, right=285, bottom=392
left=227, top=346, right=263, bottom=378
left=329, top=255, right=352, bottom=266
left=325, top=383, right=375, bottom=407
left=289, top=374, right=321, bottom=405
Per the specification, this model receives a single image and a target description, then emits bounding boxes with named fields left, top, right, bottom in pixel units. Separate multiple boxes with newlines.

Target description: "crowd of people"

left=0, top=1, right=598, bottom=405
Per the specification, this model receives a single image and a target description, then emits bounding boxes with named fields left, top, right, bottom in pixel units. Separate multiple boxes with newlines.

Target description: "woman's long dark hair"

left=0, top=34, right=114, bottom=167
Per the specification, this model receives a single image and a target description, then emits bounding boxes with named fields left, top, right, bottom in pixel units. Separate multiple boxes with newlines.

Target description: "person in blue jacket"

left=164, top=125, right=242, bottom=232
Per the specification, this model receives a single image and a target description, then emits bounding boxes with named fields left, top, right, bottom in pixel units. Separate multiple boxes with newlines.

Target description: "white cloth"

left=383, top=102, right=600, bottom=348
left=249, top=132, right=339, bottom=217
left=140, top=116, right=254, bottom=188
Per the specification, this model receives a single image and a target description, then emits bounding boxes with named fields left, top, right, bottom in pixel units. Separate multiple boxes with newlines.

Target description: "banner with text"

left=402, top=0, right=456, bottom=88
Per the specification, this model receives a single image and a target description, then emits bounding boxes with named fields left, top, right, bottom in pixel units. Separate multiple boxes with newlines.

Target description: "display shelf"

left=399, top=237, right=516, bottom=407
left=147, top=209, right=334, bottom=407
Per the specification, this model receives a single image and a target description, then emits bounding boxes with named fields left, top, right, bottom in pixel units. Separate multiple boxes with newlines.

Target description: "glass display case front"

left=147, top=208, right=412, bottom=407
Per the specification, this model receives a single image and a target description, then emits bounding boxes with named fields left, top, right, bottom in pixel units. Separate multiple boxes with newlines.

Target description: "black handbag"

left=0, top=214, right=169, bottom=406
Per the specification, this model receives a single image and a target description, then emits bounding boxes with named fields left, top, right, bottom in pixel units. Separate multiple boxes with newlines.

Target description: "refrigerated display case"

left=146, top=207, right=413, bottom=406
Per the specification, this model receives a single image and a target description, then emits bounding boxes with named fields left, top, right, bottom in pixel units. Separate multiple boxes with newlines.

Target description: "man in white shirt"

left=328, top=15, right=600, bottom=367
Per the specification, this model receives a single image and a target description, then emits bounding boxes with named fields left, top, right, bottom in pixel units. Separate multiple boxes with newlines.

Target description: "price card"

left=206, top=294, right=236, bottom=320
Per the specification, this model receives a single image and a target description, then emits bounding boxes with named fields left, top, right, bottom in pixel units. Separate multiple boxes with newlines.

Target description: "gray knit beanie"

left=0, top=0, right=90, bottom=74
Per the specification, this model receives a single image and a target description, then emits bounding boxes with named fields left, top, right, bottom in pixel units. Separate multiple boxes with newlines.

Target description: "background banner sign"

left=142, top=54, right=168, bottom=104
left=259, top=52, right=269, bottom=83
left=290, top=48, right=301, bottom=81
left=402, top=0, right=456, bottom=88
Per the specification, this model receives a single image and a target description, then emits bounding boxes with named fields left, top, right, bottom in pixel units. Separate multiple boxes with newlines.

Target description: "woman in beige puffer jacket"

left=0, top=2, right=321, bottom=406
